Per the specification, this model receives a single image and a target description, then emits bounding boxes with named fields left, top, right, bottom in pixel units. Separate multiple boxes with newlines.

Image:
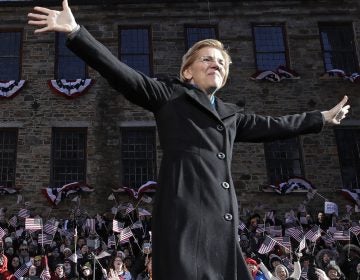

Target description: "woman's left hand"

left=321, top=95, right=350, bottom=125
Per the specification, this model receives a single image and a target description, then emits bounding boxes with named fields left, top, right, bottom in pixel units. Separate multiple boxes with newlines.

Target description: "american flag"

left=333, top=230, right=350, bottom=241
left=301, top=267, right=308, bottom=280
left=141, top=194, right=152, bottom=203
left=298, top=237, right=306, bottom=252
left=25, top=218, right=43, bottom=230
left=112, top=220, right=124, bottom=233
left=125, top=203, right=135, bottom=215
left=0, top=227, right=5, bottom=239
left=131, top=220, right=143, bottom=229
left=285, top=227, right=303, bottom=242
left=349, top=225, right=360, bottom=236
left=119, top=227, right=133, bottom=242
left=256, top=224, right=266, bottom=234
left=18, top=208, right=30, bottom=219
left=44, top=220, right=59, bottom=235
left=265, top=211, right=274, bottom=223
left=8, top=216, right=17, bottom=228
left=238, top=220, right=246, bottom=231
left=304, top=226, right=321, bottom=242
left=280, top=236, right=291, bottom=250
left=40, top=268, right=51, bottom=280
left=107, top=235, right=116, bottom=247
left=258, top=236, right=276, bottom=254
left=38, top=234, right=53, bottom=245
left=138, top=208, right=151, bottom=217
left=14, top=264, right=30, bottom=279
left=322, top=234, right=335, bottom=246
left=269, top=225, right=282, bottom=237
left=85, top=219, right=96, bottom=232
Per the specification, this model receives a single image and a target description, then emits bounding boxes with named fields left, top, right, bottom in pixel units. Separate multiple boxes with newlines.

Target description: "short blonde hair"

left=180, top=39, right=231, bottom=88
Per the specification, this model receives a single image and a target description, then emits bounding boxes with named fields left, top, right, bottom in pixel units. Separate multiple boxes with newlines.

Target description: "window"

left=319, top=23, right=358, bottom=73
left=55, top=32, right=87, bottom=79
left=121, top=127, right=156, bottom=188
left=0, top=129, right=17, bottom=188
left=119, top=27, right=152, bottom=76
left=0, top=31, right=22, bottom=80
left=51, top=128, right=87, bottom=187
left=185, top=25, right=217, bottom=50
left=335, top=128, right=360, bottom=189
left=252, top=24, right=288, bottom=71
left=264, top=137, right=303, bottom=183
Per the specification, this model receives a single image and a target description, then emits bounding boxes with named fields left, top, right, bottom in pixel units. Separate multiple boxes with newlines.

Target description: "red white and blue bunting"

left=112, top=181, right=157, bottom=200
left=321, top=69, right=360, bottom=83
left=262, top=177, right=315, bottom=194
left=48, top=79, right=94, bottom=99
left=251, top=66, right=300, bottom=82
left=0, top=80, right=26, bottom=98
left=42, top=181, right=94, bottom=205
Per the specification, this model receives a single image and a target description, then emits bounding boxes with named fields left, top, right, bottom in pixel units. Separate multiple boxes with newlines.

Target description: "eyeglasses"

left=197, top=56, right=226, bottom=68
left=20, top=248, right=28, bottom=251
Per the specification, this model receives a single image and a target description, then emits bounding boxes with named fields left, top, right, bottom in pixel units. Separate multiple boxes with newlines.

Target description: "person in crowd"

left=51, top=263, right=67, bottom=280
left=246, top=257, right=267, bottom=280
left=135, top=254, right=152, bottom=280
left=326, top=264, right=346, bottom=280
left=27, top=0, right=350, bottom=279
left=8, top=256, right=21, bottom=274
left=259, top=253, right=302, bottom=280
left=23, top=265, right=41, bottom=280
left=0, top=254, right=15, bottom=280
left=316, top=212, right=331, bottom=231
left=18, top=242, right=30, bottom=265
left=79, top=262, right=93, bottom=280
left=106, top=256, right=132, bottom=280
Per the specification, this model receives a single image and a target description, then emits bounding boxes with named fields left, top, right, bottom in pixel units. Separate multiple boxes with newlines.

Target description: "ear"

left=183, top=68, right=193, bottom=81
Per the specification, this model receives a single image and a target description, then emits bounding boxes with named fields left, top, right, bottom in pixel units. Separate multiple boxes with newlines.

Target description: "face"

left=29, top=266, right=37, bottom=276
left=277, top=267, right=287, bottom=280
left=12, top=257, right=19, bottom=267
left=114, top=257, right=122, bottom=268
left=318, top=212, right=325, bottom=222
left=246, top=263, right=257, bottom=274
left=183, top=47, right=226, bottom=94
left=55, top=266, right=64, bottom=277
left=81, top=245, right=88, bottom=254
left=82, top=267, right=91, bottom=277
left=19, top=245, right=28, bottom=255
left=356, top=263, right=360, bottom=274
left=323, top=253, right=330, bottom=263
left=327, top=269, right=339, bottom=279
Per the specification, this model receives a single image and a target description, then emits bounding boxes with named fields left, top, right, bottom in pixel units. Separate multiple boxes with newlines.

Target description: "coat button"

left=217, top=124, right=224, bottom=131
left=221, top=182, right=230, bottom=189
left=224, top=213, right=233, bottom=221
left=217, top=152, right=225, bottom=159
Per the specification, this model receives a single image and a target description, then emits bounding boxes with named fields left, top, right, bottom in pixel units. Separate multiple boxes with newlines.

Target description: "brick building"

left=0, top=0, right=359, bottom=218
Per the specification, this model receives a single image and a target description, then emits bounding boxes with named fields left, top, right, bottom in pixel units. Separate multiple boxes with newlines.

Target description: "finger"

left=34, top=26, right=50, bottom=33
left=63, top=0, right=69, bottom=9
left=338, top=95, right=348, bottom=107
left=342, top=104, right=350, bottom=111
left=27, top=13, right=48, bottom=20
left=28, top=20, right=48, bottom=26
left=33, top=6, right=52, bottom=15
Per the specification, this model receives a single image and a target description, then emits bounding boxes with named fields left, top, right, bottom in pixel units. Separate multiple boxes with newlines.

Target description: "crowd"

left=0, top=197, right=360, bottom=280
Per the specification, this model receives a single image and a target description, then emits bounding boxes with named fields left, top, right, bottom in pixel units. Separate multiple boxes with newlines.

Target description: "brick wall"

left=0, top=0, right=359, bottom=218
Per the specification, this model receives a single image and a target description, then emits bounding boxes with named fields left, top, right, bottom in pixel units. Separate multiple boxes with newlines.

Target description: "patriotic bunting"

left=262, top=176, right=315, bottom=195
left=112, top=181, right=157, bottom=200
left=340, top=189, right=360, bottom=206
left=0, top=185, right=18, bottom=195
left=48, top=79, right=94, bottom=99
left=321, top=69, right=360, bottom=83
left=251, top=66, right=300, bottom=82
left=42, top=182, right=94, bottom=205
left=0, top=80, right=26, bottom=99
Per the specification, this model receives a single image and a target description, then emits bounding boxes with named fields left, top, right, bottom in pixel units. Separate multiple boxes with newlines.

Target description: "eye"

left=218, top=60, right=225, bottom=66
left=202, top=57, right=212, bottom=62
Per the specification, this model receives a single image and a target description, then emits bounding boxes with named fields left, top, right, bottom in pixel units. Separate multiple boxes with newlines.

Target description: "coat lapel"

left=216, top=98, right=243, bottom=121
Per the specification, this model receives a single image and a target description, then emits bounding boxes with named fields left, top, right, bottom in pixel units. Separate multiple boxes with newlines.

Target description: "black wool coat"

left=67, top=27, right=324, bottom=280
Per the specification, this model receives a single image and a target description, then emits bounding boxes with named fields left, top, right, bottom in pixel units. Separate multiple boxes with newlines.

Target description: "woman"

left=28, top=2, right=350, bottom=279
left=107, top=256, right=132, bottom=280
left=136, top=254, right=152, bottom=280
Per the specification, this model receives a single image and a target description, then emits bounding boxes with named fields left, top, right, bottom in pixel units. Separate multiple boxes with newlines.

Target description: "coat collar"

left=178, top=80, right=242, bottom=121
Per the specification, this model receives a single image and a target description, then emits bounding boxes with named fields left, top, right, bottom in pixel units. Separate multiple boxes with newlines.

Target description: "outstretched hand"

left=321, top=95, right=350, bottom=125
left=28, top=0, right=77, bottom=34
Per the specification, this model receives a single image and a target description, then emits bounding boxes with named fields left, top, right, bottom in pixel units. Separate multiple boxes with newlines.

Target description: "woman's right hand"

left=28, top=0, right=78, bottom=34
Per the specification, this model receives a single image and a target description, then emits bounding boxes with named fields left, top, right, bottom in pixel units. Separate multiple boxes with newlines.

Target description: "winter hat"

left=245, top=258, right=258, bottom=266
left=4, top=237, right=12, bottom=244
left=269, top=254, right=282, bottom=269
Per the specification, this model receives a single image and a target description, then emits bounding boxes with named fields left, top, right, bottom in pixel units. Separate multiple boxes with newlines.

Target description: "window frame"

left=184, top=24, right=219, bottom=50
left=54, top=32, right=88, bottom=79
left=318, top=22, right=359, bottom=74
left=264, top=136, right=305, bottom=184
left=334, top=127, right=360, bottom=189
left=0, top=128, right=18, bottom=188
left=50, top=127, right=87, bottom=187
left=120, top=126, right=157, bottom=189
left=0, top=28, right=23, bottom=80
left=118, top=25, right=153, bottom=77
left=251, top=22, right=290, bottom=71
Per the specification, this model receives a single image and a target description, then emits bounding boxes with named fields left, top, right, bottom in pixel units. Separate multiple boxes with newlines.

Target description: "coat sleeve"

left=235, top=111, right=324, bottom=143
left=289, top=261, right=302, bottom=280
left=258, top=262, right=276, bottom=280
left=66, top=26, right=172, bottom=112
